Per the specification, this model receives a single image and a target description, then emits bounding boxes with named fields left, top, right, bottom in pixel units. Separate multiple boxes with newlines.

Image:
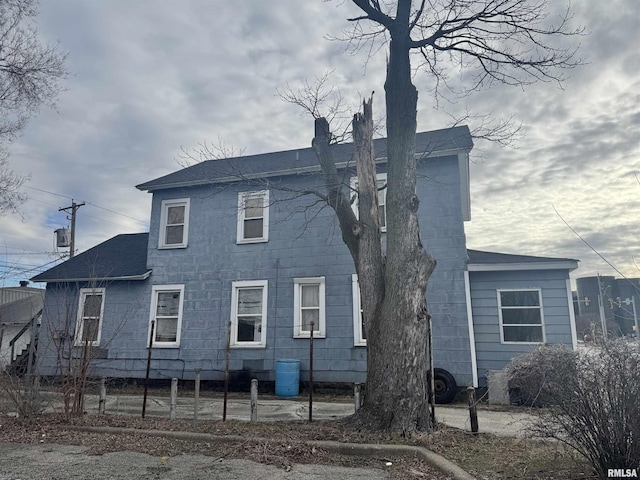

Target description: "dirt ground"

left=0, top=411, right=598, bottom=480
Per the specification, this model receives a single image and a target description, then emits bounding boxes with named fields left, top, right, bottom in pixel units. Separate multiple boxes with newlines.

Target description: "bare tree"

left=308, top=0, right=582, bottom=434
left=0, top=0, right=68, bottom=213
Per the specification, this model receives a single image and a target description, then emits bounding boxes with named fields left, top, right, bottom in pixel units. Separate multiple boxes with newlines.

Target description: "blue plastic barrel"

left=275, top=359, right=300, bottom=397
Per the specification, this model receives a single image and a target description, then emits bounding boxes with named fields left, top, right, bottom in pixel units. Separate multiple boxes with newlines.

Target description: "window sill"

left=294, top=334, right=326, bottom=339
left=236, top=238, right=268, bottom=245
left=150, top=343, right=180, bottom=348
left=230, top=343, right=266, bottom=349
left=158, top=244, right=188, bottom=250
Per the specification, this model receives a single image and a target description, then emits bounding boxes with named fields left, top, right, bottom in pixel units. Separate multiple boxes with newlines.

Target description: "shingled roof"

left=31, top=233, right=151, bottom=283
left=136, top=126, right=473, bottom=192
left=467, top=249, right=579, bottom=271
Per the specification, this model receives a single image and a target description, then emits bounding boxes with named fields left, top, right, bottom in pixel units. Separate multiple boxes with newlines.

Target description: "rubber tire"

left=429, top=368, right=457, bottom=404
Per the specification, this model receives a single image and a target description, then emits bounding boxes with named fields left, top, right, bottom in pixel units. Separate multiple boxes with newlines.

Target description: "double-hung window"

left=350, top=173, right=387, bottom=232
left=352, top=274, right=366, bottom=346
left=159, top=198, right=190, bottom=248
left=293, top=277, right=326, bottom=338
left=230, top=280, right=268, bottom=347
left=75, top=288, right=105, bottom=346
left=149, top=285, right=184, bottom=348
left=237, top=191, right=269, bottom=243
left=498, top=289, right=545, bottom=343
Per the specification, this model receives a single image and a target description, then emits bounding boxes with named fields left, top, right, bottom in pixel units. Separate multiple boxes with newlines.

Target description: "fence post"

left=468, top=386, right=479, bottom=435
left=250, top=379, right=258, bottom=423
left=354, top=383, right=361, bottom=412
left=98, top=377, right=106, bottom=415
left=170, top=378, right=178, bottom=421
left=193, top=370, right=201, bottom=426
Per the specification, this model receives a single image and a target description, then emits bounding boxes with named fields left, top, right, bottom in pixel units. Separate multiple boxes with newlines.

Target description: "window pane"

left=301, top=309, right=319, bottom=331
left=502, top=308, right=542, bottom=325
left=83, top=294, right=102, bottom=318
left=167, top=205, right=185, bottom=224
left=243, top=218, right=263, bottom=239
left=301, top=284, right=319, bottom=307
left=165, top=225, right=184, bottom=244
left=237, top=288, right=263, bottom=315
left=237, top=316, right=261, bottom=342
left=500, top=291, right=540, bottom=307
left=81, top=318, right=99, bottom=342
left=155, top=317, right=178, bottom=342
left=244, top=197, right=263, bottom=218
left=156, top=291, right=181, bottom=316
left=504, top=325, right=543, bottom=342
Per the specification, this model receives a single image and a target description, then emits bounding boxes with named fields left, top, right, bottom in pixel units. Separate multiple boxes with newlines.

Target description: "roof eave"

left=32, top=270, right=152, bottom=284
left=468, top=261, right=579, bottom=272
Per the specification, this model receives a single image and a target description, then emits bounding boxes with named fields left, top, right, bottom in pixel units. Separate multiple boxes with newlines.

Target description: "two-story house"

left=32, top=126, right=579, bottom=402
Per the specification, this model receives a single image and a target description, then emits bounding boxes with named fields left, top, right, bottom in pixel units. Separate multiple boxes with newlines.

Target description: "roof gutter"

left=32, top=270, right=152, bottom=284
left=468, top=261, right=579, bottom=272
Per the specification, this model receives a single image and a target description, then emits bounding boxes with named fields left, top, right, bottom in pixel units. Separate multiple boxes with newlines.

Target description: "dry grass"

left=0, top=411, right=598, bottom=479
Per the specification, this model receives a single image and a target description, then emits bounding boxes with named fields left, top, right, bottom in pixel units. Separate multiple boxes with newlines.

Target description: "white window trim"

left=148, top=284, right=185, bottom=348
left=237, top=190, right=269, bottom=244
left=352, top=274, right=366, bottom=346
left=158, top=198, right=190, bottom=249
left=350, top=173, right=387, bottom=233
left=230, top=280, right=268, bottom=348
left=497, top=288, right=546, bottom=344
left=293, top=277, right=326, bottom=338
left=74, top=287, right=106, bottom=347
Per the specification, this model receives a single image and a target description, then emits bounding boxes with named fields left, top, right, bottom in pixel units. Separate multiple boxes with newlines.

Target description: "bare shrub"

left=507, top=340, right=640, bottom=477
left=0, top=372, right=44, bottom=417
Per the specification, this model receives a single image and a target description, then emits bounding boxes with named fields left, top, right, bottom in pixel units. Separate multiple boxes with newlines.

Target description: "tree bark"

left=352, top=3, right=437, bottom=434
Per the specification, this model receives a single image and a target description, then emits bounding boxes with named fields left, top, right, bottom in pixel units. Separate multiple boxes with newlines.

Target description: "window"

left=498, top=289, right=545, bottom=343
left=230, top=280, right=268, bottom=347
left=149, top=285, right=184, bottom=347
left=237, top=191, right=269, bottom=243
left=159, top=198, right=190, bottom=248
left=350, top=173, right=387, bottom=232
left=293, top=277, right=326, bottom=338
left=75, top=288, right=105, bottom=346
left=352, top=274, right=367, bottom=346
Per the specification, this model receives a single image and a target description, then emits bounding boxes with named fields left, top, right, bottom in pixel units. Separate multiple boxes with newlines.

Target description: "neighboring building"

left=0, top=284, right=44, bottom=371
left=32, top=127, right=579, bottom=398
left=575, top=275, right=640, bottom=338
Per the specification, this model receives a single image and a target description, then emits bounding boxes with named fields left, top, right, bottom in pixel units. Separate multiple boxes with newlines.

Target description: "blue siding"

left=37, top=154, right=474, bottom=387
left=469, top=269, right=573, bottom=386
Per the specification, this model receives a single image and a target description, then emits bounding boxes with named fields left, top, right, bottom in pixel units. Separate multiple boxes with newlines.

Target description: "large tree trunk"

left=355, top=4, right=437, bottom=434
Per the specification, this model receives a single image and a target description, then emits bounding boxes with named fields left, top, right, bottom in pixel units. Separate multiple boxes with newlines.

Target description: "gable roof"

left=31, top=233, right=151, bottom=283
left=136, top=126, right=473, bottom=192
left=467, top=249, right=579, bottom=272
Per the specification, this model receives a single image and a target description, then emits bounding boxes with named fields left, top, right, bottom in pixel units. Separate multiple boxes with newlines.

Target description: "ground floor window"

left=231, top=280, right=268, bottom=347
left=498, top=289, right=545, bottom=343
left=149, top=285, right=184, bottom=347
left=75, top=287, right=105, bottom=346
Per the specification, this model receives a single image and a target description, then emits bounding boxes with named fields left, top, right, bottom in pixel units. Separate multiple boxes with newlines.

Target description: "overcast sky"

left=1, top=0, right=639, bottom=288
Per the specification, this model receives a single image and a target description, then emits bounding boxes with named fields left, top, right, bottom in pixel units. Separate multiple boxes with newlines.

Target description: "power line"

left=24, top=185, right=148, bottom=224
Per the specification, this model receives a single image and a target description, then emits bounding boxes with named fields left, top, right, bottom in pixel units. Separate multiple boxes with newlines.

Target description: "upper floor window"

left=350, top=173, right=387, bottom=232
left=237, top=191, right=269, bottom=243
left=230, top=280, right=268, bottom=347
left=293, top=277, right=326, bottom=338
left=159, top=198, right=190, bottom=248
left=352, top=274, right=367, bottom=346
left=498, top=289, right=545, bottom=343
left=75, top=287, right=105, bottom=346
left=149, top=285, right=184, bottom=348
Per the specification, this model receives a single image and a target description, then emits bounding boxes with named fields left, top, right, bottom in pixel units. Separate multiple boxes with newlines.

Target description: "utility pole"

left=59, top=201, right=85, bottom=258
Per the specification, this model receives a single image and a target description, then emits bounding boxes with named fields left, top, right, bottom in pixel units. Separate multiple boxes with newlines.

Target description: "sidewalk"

left=42, top=391, right=532, bottom=437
